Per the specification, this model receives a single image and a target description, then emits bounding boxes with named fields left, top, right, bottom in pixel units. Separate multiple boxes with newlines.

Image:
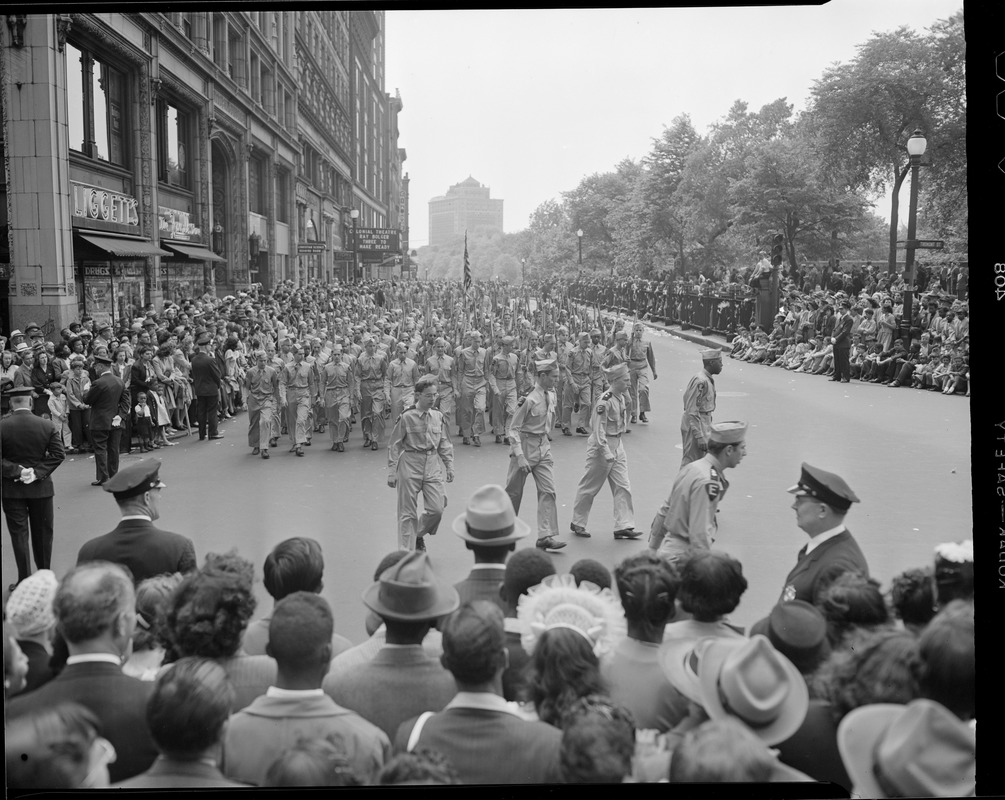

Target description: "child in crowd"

left=769, top=339, right=795, bottom=368
left=46, top=382, right=72, bottom=449
left=910, top=355, right=935, bottom=389
left=857, top=343, right=883, bottom=382
left=928, top=353, right=952, bottom=391
left=943, top=353, right=968, bottom=395
left=729, top=329, right=751, bottom=359
left=134, top=391, right=156, bottom=452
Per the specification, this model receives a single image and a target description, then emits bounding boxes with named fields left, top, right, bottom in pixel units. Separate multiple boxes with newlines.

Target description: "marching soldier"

left=387, top=374, right=454, bottom=552
left=354, top=335, right=390, bottom=451
left=563, top=331, right=594, bottom=436
left=321, top=343, right=354, bottom=451
left=455, top=330, right=489, bottom=447
left=649, top=421, right=747, bottom=566
left=388, top=341, right=421, bottom=424
left=280, top=344, right=317, bottom=457
left=680, top=348, right=721, bottom=469
left=244, top=350, right=280, bottom=459
left=424, top=337, right=455, bottom=421
left=488, top=335, right=519, bottom=445
left=504, top=357, right=566, bottom=552
left=589, top=328, right=606, bottom=410
left=569, top=363, right=641, bottom=540
left=627, top=322, right=657, bottom=424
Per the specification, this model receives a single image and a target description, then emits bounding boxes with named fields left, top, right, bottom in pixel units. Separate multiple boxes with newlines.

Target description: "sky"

left=385, top=1, right=964, bottom=248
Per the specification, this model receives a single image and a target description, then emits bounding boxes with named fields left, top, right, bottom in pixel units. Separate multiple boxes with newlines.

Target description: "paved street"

left=2, top=326, right=972, bottom=635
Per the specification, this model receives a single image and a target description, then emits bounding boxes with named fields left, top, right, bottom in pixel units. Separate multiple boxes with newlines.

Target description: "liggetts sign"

left=71, top=181, right=139, bottom=227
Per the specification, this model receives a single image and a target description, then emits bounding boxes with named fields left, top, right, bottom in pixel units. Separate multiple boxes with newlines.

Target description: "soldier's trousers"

left=396, top=451, right=446, bottom=550
left=563, top=378, right=592, bottom=429
left=629, top=365, right=651, bottom=414
left=491, top=380, right=517, bottom=435
left=458, top=381, right=487, bottom=438
left=571, top=436, right=635, bottom=531
left=360, top=382, right=387, bottom=445
left=325, top=394, right=351, bottom=442
left=285, top=389, right=312, bottom=445
left=247, top=396, right=276, bottom=450
left=390, top=386, right=414, bottom=424
left=504, top=433, right=559, bottom=540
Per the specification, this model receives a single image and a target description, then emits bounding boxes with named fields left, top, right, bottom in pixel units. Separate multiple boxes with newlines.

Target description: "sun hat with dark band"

left=452, top=484, right=530, bottom=546
left=786, top=462, right=859, bottom=513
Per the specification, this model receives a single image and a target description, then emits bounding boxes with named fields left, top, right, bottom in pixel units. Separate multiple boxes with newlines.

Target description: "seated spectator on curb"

left=603, top=551, right=688, bottom=732
left=5, top=569, right=59, bottom=694
left=223, top=592, right=389, bottom=785
left=242, top=536, right=352, bottom=658
left=114, top=657, right=247, bottom=788
left=262, top=738, right=364, bottom=787
left=323, top=551, right=459, bottom=740
left=837, top=698, right=975, bottom=798
left=394, top=601, right=564, bottom=784
left=560, top=694, right=636, bottom=783
left=375, top=747, right=461, bottom=786
left=5, top=702, right=111, bottom=789
left=123, top=572, right=183, bottom=681
left=325, top=551, right=444, bottom=685
left=162, top=561, right=277, bottom=712
left=917, top=600, right=974, bottom=723
left=498, top=548, right=557, bottom=702
left=888, top=567, right=937, bottom=635
left=5, top=562, right=158, bottom=783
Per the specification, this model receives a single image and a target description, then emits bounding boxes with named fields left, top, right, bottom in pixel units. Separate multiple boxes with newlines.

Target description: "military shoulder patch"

left=705, top=482, right=721, bottom=500
left=517, top=396, right=527, bottom=407
left=601, top=390, right=613, bottom=401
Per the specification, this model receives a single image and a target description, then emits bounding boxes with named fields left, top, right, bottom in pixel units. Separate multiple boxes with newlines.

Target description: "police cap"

left=786, top=462, right=860, bottom=513
left=103, top=458, right=167, bottom=499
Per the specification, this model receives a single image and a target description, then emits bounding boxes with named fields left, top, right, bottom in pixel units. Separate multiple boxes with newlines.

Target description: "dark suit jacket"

left=76, top=518, right=197, bottom=584
left=323, top=645, right=457, bottom=740
left=454, top=566, right=506, bottom=611
left=191, top=351, right=223, bottom=397
left=130, top=359, right=157, bottom=405
left=832, top=313, right=854, bottom=349
left=780, top=530, right=869, bottom=605
left=1, top=408, right=64, bottom=499
left=394, top=701, right=564, bottom=785
left=775, top=699, right=851, bottom=790
left=17, top=639, right=55, bottom=694
left=5, top=661, right=158, bottom=783
left=83, top=372, right=129, bottom=430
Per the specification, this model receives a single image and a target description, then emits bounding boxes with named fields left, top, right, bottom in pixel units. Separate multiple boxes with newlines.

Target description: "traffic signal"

left=770, top=234, right=784, bottom=267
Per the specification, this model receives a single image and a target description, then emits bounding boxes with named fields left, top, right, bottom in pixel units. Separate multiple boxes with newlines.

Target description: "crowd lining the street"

left=3, top=275, right=974, bottom=791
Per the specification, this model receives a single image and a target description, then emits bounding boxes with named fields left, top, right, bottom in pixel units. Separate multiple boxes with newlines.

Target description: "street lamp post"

left=521, top=258, right=526, bottom=286
left=350, top=208, right=359, bottom=284
left=576, top=229, right=583, bottom=269
left=903, top=129, right=927, bottom=348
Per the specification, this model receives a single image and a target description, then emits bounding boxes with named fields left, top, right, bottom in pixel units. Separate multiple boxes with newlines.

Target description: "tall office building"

left=428, top=176, right=503, bottom=246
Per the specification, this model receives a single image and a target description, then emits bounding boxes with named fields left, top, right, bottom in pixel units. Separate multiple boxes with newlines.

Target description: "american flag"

left=463, top=231, right=471, bottom=293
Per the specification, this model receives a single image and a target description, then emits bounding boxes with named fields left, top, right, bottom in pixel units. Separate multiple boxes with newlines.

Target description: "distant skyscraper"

left=428, top=177, right=503, bottom=246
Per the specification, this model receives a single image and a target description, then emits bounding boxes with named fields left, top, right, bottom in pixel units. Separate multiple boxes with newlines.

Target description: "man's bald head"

left=54, top=562, right=135, bottom=645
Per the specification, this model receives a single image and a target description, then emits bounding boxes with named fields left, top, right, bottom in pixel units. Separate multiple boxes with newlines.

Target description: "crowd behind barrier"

left=2, top=274, right=974, bottom=791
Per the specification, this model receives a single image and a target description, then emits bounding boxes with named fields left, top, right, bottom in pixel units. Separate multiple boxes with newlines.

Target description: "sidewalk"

left=599, top=312, right=732, bottom=354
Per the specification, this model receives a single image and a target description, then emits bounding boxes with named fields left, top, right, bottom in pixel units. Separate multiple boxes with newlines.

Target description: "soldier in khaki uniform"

left=569, top=363, right=642, bottom=540
left=563, top=332, right=594, bottom=436
left=680, top=348, right=721, bottom=469
left=589, top=329, right=607, bottom=410
left=488, top=336, right=519, bottom=444
left=280, top=344, right=317, bottom=457
left=321, top=343, right=354, bottom=452
left=424, top=337, right=455, bottom=421
left=387, top=375, right=454, bottom=552
left=649, top=421, right=747, bottom=566
left=456, top=330, right=489, bottom=447
left=354, top=336, right=390, bottom=451
left=627, top=322, right=657, bottom=424
left=505, top=358, right=565, bottom=552
left=244, top=350, right=280, bottom=459
left=388, top=341, right=421, bottom=424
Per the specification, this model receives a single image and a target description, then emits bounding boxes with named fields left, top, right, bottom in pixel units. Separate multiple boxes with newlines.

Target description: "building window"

left=276, top=168, right=290, bottom=224
left=66, top=41, right=128, bottom=166
left=158, top=100, right=190, bottom=188
left=249, top=155, right=267, bottom=215
left=181, top=13, right=193, bottom=39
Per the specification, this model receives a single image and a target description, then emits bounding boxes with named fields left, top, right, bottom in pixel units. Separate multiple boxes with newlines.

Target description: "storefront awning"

left=161, top=241, right=227, bottom=263
left=77, top=232, right=171, bottom=258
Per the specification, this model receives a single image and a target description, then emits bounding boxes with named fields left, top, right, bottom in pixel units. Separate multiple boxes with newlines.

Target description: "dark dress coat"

left=191, top=351, right=223, bottom=398
left=779, top=530, right=869, bottom=605
left=83, top=372, right=129, bottom=431
left=454, top=566, right=507, bottom=611
left=76, top=518, right=197, bottom=584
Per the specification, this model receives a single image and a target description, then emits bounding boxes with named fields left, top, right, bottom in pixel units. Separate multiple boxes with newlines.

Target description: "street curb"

left=597, top=311, right=732, bottom=354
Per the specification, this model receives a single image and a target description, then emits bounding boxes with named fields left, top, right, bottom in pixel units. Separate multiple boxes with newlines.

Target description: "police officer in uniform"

left=680, top=348, right=721, bottom=469
left=387, top=375, right=455, bottom=552
left=569, top=363, right=641, bottom=540
left=649, top=421, right=747, bottom=566
left=780, top=463, right=869, bottom=605
left=504, top=357, right=565, bottom=552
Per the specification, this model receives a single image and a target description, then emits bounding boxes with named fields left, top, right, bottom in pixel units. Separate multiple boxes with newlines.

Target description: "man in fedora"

left=505, top=357, right=565, bottom=552
left=191, top=332, right=224, bottom=441
left=569, top=362, right=641, bottom=540
left=393, top=601, right=564, bottom=784
left=649, top=421, right=747, bottom=566
left=680, top=348, right=721, bottom=469
left=84, top=352, right=129, bottom=486
left=387, top=375, right=454, bottom=552
left=76, top=459, right=196, bottom=585
left=323, top=551, right=459, bottom=740
left=1, top=386, right=64, bottom=589
left=452, top=485, right=529, bottom=609
left=780, top=463, right=869, bottom=604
